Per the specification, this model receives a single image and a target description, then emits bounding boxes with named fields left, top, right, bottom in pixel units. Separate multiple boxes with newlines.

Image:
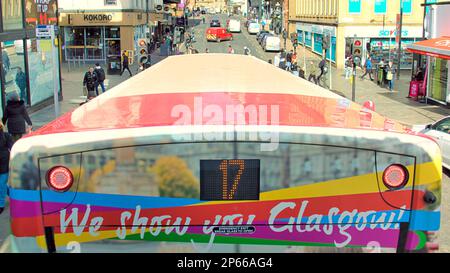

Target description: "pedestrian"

left=385, top=61, right=396, bottom=92
left=205, top=48, right=210, bottom=53
left=279, top=49, right=286, bottom=70
left=83, top=67, right=98, bottom=100
left=0, top=121, right=13, bottom=215
left=291, top=52, right=298, bottom=67
left=268, top=59, right=273, bottom=64
left=120, top=51, right=132, bottom=77
left=202, top=17, right=206, bottom=24
left=307, top=60, right=318, bottom=84
left=2, top=92, right=32, bottom=143
left=227, top=45, right=235, bottom=54
left=244, top=46, right=251, bottom=55
left=286, top=50, right=293, bottom=71
left=317, top=58, right=327, bottom=85
left=2, top=49, right=10, bottom=72
left=360, top=57, right=374, bottom=81
left=15, top=67, right=28, bottom=102
left=94, top=63, right=106, bottom=95
left=344, top=56, right=352, bottom=79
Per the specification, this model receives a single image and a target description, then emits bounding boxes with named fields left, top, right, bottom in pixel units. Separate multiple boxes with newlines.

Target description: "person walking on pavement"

left=307, top=60, right=318, bottom=84
left=244, top=46, right=251, bottom=56
left=94, top=63, right=106, bottom=95
left=344, top=56, right=352, bottom=79
left=15, top=67, right=27, bottom=102
left=227, top=45, right=235, bottom=54
left=83, top=67, right=98, bottom=100
left=317, top=58, right=327, bottom=85
left=0, top=121, right=14, bottom=215
left=120, top=51, right=132, bottom=77
left=360, top=56, right=374, bottom=81
left=2, top=92, right=32, bottom=143
left=286, top=50, right=293, bottom=71
left=205, top=48, right=210, bottom=53
left=385, top=61, right=396, bottom=92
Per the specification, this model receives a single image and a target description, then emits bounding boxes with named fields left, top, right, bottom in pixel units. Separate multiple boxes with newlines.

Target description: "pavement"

left=1, top=13, right=450, bottom=252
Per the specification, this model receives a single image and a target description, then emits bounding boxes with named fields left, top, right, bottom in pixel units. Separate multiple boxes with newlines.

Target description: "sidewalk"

left=282, top=40, right=450, bottom=126
left=30, top=51, right=168, bottom=130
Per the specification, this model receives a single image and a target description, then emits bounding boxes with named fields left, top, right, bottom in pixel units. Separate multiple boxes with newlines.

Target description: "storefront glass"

left=304, top=32, right=312, bottom=47
left=429, top=58, right=449, bottom=103
left=313, top=33, right=323, bottom=55
left=85, top=27, right=104, bottom=60
left=64, top=27, right=86, bottom=60
left=27, top=38, right=59, bottom=105
left=1, top=41, right=27, bottom=103
left=370, top=38, right=416, bottom=68
left=1, top=0, right=23, bottom=30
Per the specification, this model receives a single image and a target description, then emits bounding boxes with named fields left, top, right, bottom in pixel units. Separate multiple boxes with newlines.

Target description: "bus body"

left=7, top=54, right=441, bottom=253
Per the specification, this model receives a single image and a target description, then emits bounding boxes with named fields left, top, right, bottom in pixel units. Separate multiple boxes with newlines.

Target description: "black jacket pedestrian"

left=2, top=100, right=32, bottom=134
left=0, top=131, right=13, bottom=174
left=83, top=71, right=98, bottom=91
left=94, top=67, right=106, bottom=83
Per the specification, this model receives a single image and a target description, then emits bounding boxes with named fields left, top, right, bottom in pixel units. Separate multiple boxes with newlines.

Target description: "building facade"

left=288, top=0, right=428, bottom=69
left=1, top=0, right=62, bottom=117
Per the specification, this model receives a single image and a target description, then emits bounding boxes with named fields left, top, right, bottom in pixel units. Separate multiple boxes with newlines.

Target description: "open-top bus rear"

left=7, top=54, right=441, bottom=253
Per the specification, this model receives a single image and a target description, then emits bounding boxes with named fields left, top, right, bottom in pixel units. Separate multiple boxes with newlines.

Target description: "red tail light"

left=382, top=164, right=409, bottom=190
left=46, top=166, right=74, bottom=192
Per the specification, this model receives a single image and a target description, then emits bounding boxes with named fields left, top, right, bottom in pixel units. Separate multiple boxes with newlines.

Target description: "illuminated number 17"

left=219, top=160, right=245, bottom=200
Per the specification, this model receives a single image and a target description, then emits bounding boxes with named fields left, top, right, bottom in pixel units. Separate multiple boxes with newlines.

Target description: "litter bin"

left=377, top=65, right=385, bottom=86
left=107, top=56, right=122, bottom=75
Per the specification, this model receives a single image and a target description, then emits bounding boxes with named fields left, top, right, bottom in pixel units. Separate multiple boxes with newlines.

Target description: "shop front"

left=407, top=37, right=450, bottom=105
left=342, top=25, right=423, bottom=69
left=296, top=23, right=337, bottom=63
left=59, top=12, right=148, bottom=65
left=1, top=0, right=62, bottom=115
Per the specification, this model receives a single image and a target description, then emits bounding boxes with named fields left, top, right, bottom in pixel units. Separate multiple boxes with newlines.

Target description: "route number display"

left=200, top=159, right=260, bottom=201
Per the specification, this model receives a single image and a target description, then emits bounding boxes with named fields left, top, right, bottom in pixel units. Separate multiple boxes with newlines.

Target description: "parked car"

left=257, top=31, right=270, bottom=44
left=413, top=116, right=450, bottom=170
left=259, top=33, right=273, bottom=46
left=263, top=35, right=281, bottom=52
left=247, top=22, right=260, bottom=34
left=228, top=19, right=241, bottom=33
left=257, top=32, right=269, bottom=45
left=206, top=27, right=233, bottom=42
left=210, top=19, right=221, bottom=27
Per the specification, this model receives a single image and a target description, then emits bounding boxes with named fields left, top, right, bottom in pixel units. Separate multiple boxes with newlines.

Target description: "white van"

left=228, top=19, right=241, bottom=33
left=247, top=22, right=260, bottom=34
left=264, top=36, right=281, bottom=52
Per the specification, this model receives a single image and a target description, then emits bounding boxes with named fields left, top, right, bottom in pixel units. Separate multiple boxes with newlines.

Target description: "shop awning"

left=407, top=36, right=450, bottom=60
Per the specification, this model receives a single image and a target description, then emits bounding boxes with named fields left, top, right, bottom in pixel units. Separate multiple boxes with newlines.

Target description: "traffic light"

left=137, top=38, right=148, bottom=64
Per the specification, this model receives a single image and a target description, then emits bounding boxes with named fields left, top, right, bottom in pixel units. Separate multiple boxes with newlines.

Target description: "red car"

left=206, top=27, right=233, bottom=42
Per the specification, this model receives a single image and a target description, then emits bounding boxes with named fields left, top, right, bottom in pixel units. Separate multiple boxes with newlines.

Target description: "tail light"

left=46, top=166, right=74, bottom=192
left=382, top=164, right=409, bottom=190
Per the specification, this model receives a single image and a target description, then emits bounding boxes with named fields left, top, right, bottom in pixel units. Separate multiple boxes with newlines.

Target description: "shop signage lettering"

left=379, top=30, right=408, bottom=37
left=83, top=14, right=113, bottom=22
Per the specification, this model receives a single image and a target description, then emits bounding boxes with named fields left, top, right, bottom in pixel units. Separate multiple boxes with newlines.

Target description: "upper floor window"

left=1, top=0, right=24, bottom=30
left=402, top=0, right=413, bottom=14
left=348, top=0, right=361, bottom=14
left=374, top=0, right=387, bottom=14
left=105, top=0, right=117, bottom=5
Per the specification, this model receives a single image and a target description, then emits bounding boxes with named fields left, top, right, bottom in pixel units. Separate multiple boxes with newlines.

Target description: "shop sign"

left=83, top=14, right=113, bottom=22
left=379, top=29, right=408, bottom=37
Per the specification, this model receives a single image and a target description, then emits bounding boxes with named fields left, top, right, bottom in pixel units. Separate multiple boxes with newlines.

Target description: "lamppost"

left=396, top=0, right=404, bottom=80
left=273, top=2, right=281, bottom=35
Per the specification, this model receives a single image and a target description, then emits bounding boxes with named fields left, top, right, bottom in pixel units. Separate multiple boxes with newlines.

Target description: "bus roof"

left=27, top=54, right=408, bottom=137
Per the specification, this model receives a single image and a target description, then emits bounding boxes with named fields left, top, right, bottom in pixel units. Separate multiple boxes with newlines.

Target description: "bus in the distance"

left=7, top=54, right=441, bottom=253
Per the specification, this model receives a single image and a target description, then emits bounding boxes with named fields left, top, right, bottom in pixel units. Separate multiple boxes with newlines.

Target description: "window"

left=348, top=0, right=361, bottom=14
left=374, top=0, right=387, bottom=14
left=1, top=0, right=24, bottom=30
left=402, top=0, right=412, bottom=14
left=432, top=118, right=450, bottom=134
left=1, top=41, right=28, bottom=103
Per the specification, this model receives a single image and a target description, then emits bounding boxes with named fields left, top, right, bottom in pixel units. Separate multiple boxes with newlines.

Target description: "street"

left=1, top=13, right=450, bottom=253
